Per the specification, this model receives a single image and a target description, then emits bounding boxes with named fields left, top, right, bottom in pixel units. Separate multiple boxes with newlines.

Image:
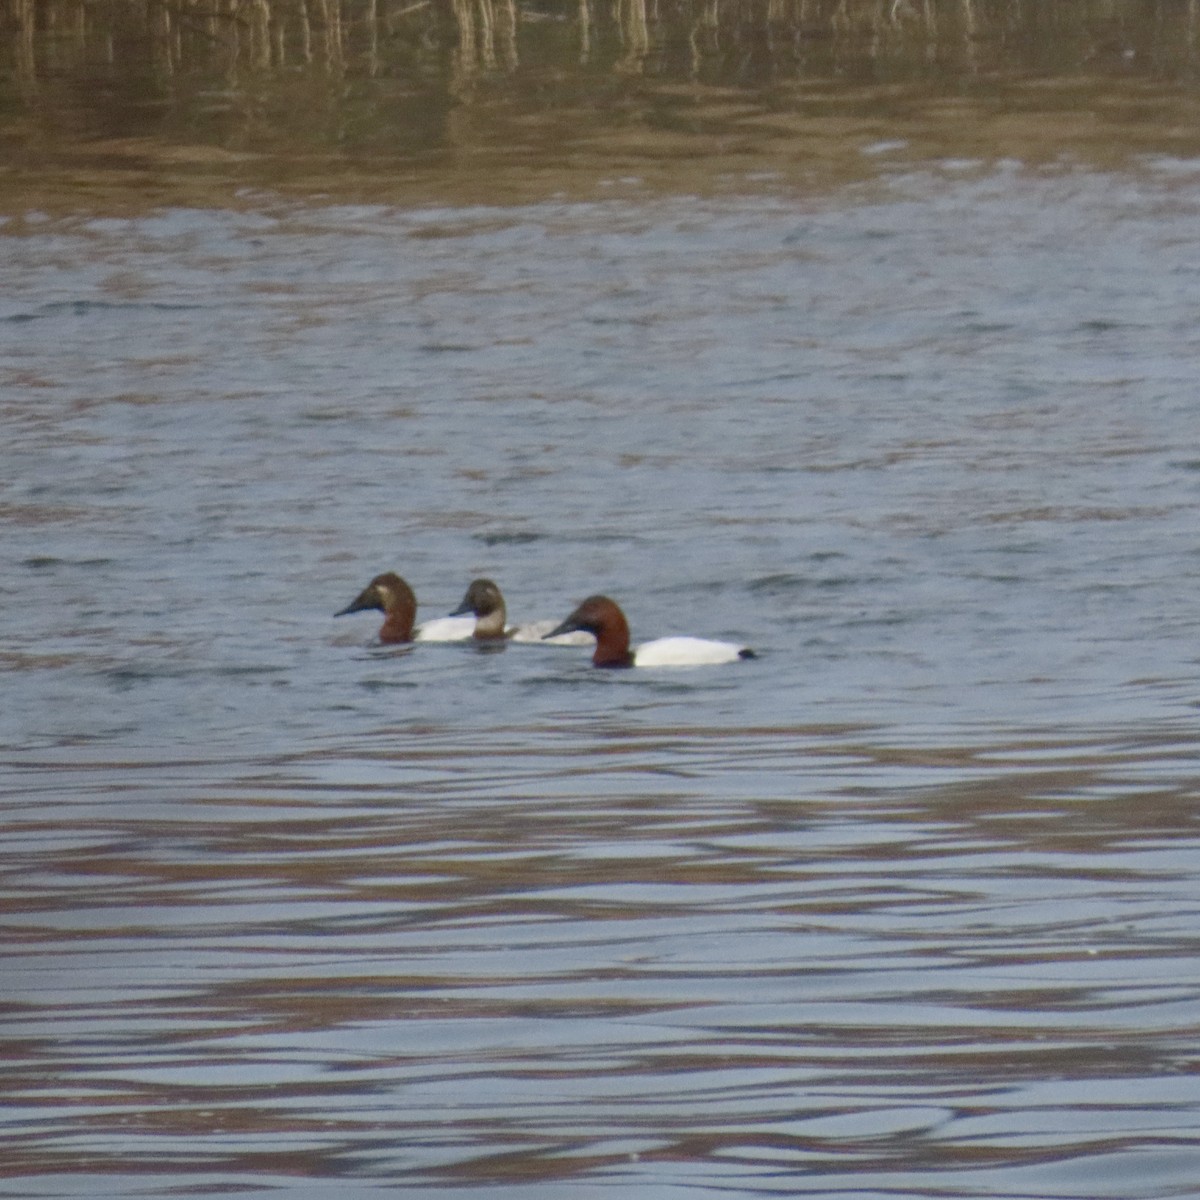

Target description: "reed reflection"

left=2, top=0, right=1190, bottom=88
left=4, top=0, right=1200, bottom=197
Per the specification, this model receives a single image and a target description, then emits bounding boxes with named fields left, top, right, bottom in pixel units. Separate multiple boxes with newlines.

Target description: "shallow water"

left=4, top=163, right=1200, bottom=1196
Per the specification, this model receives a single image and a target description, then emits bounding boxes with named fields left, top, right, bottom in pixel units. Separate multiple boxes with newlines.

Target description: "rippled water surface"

left=4, top=164, right=1200, bottom=1197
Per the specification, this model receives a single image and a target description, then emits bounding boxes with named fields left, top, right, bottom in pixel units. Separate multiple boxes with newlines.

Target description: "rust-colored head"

left=545, top=595, right=634, bottom=668
left=450, top=578, right=508, bottom=639
left=335, top=572, right=417, bottom=643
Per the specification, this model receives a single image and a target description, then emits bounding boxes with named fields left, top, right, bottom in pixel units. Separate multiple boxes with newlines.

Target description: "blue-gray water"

left=4, top=163, right=1200, bottom=1197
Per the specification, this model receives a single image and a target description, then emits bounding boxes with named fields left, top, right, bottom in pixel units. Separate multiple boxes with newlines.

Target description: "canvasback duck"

left=335, top=572, right=474, bottom=644
left=450, top=578, right=594, bottom=645
left=544, top=595, right=755, bottom=668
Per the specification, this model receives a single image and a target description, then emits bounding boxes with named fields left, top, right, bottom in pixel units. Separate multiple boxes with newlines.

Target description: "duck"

left=334, top=572, right=474, bottom=644
left=450, top=578, right=594, bottom=645
left=544, top=595, right=755, bottom=668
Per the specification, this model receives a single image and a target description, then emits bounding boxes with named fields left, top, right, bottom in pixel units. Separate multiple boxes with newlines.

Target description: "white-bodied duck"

left=335, top=572, right=474, bottom=644
left=544, top=595, right=755, bottom=668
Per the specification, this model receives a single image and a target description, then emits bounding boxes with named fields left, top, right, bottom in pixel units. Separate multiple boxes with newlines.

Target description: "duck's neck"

left=473, top=605, right=507, bottom=640
left=379, top=605, right=415, bottom=643
left=591, top=613, right=634, bottom=668
left=593, top=646, right=635, bottom=668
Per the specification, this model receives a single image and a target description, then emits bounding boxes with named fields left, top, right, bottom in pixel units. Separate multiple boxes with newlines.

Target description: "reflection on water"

left=5, top=726, right=1200, bottom=1196
left=4, top=0, right=1187, bottom=84
left=6, top=0, right=1200, bottom=206
left=3, top=166, right=1200, bottom=1195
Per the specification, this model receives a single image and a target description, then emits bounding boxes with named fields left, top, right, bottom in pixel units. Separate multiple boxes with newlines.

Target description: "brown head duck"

left=545, top=595, right=755, bottom=668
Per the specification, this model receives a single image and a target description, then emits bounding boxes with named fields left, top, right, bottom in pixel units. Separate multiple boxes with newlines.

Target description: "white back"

left=414, top=616, right=476, bottom=642
left=632, top=636, right=744, bottom=667
left=509, top=620, right=595, bottom=646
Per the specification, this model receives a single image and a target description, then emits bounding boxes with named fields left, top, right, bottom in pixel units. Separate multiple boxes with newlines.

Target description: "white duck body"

left=413, top=616, right=476, bottom=642
left=631, top=636, right=748, bottom=667
left=508, top=619, right=594, bottom=646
